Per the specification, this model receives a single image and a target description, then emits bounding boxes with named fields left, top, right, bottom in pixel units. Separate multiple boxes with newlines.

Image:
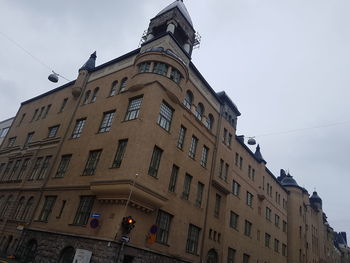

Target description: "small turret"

left=79, top=51, right=97, bottom=72
left=254, top=144, right=266, bottom=164
left=280, top=173, right=299, bottom=187
left=310, top=191, right=322, bottom=210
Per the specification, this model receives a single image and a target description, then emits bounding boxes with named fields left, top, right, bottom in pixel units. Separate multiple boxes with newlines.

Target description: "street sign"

left=91, top=212, right=101, bottom=218
left=120, top=235, right=130, bottom=243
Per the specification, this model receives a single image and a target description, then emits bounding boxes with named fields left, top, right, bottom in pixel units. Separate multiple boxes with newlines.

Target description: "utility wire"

left=253, top=120, right=350, bottom=138
left=0, top=30, right=71, bottom=81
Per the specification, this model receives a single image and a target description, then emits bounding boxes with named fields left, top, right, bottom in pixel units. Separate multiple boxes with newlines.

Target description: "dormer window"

left=153, top=62, right=168, bottom=76
left=195, top=103, right=204, bottom=121
left=183, top=90, right=193, bottom=110
left=91, top=88, right=99, bottom=103
left=110, top=81, right=118, bottom=96
left=83, top=90, right=91, bottom=105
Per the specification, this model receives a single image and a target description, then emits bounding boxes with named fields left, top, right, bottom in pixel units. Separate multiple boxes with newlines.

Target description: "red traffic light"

left=122, top=216, right=136, bottom=234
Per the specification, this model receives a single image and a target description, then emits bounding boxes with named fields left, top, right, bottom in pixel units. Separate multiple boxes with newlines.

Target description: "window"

left=219, top=159, right=224, bottom=179
left=156, top=210, right=172, bottom=244
left=214, top=194, right=221, bottom=217
left=83, top=90, right=91, bottom=105
left=139, top=62, right=151, bottom=73
left=232, top=180, right=240, bottom=196
left=153, top=62, right=168, bottom=76
left=200, top=146, right=209, bottom=168
left=265, top=233, right=271, bottom=248
left=48, top=125, right=59, bottom=138
left=98, top=110, right=115, bottom=133
left=227, top=248, right=236, bottom=263
left=188, top=136, right=198, bottom=159
left=39, top=196, right=56, bottom=222
left=186, top=224, right=200, bottom=254
left=72, top=118, right=86, bottom=138
left=183, top=90, right=193, bottom=109
left=195, top=103, right=204, bottom=121
left=205, top=114, right=214, bottom=130
left=246, top=192, right=253, bottom=207
left=119, top=78, right=128, bottom=93
left=17, top=158, right=30, bottom=180
left=170, top=68, right=181, bottom=83
left=223, top=128, right=227, bottom=144
left=7, top=137, right=16, bottom=147
left=244, top=220, right=252, bottom=236
left=21, top=197, right=34, bottom=220
left=83, top=150, right=102, bottom=176
left=24, top=132, right=34, bottom=147
left=43, top=104, right=51, bottom=119
left=157, top=102, right=174, bottom=131
left=29, top=157, right=43, bottom=180
left=235, top=153, right=239, bottom=166
left=55, top=155, right=72, bottom=178
left=59, top=98, right=68, bottom=112
left=9, top=160, right=21, bottom=180
left=195, top=182, right=204, bottom=207
left=228, top=133, right=232, bottom=147
left=36, top=106, right=45, bottom=120
left=73, top=196, right=94, bottom=225
left=182, top=174, right=192, bottom=200
left=283, top=220, right=287, bottom=232
left=243, top=254, right=250, bottom=263
left=109, top=81, right=118, bottom=96
left=265, top=207, right=271, bottom=221
left=282, top=244, right=287, bottom=256
left=224, top=163, right=229, bottom=181
left=0, top=195, right=13, bottom=217
left=168, top=165, right=179, bottom=192
left=57, top=200, right=67, bottom=219
left=275, top=214, right=280, bottom=227
left=230, top=211, right=239, bottom=229
left=37, top=156, right=52, bottom=180
left=90, top=87, right=99, bottom=103
left=177, top=125, right=186, bottom=149
left=274, top=239, right=280, bottom=253
left=14, top=197, right=25, bottom=220
left=111, top=139, right=128, bottom=168
left=31, top=109, right=38, bottom=122
left=239, top=157, right=243, bottom=170
left=148, top=146, right=163, bottom=177
left=125, top=97, right=143, bottom=121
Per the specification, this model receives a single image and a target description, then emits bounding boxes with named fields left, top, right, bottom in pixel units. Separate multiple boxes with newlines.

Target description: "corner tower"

left=141, top=0, right=198, bottom=64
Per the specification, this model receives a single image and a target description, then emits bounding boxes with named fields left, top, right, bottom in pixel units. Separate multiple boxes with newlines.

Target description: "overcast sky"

left=1, top=0, right=349, bottom=237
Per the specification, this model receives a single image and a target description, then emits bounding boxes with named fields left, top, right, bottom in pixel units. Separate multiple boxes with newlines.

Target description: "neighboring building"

left=0, top=117, right=14, bottom=147
left=0, top=1, right=347, bottom=263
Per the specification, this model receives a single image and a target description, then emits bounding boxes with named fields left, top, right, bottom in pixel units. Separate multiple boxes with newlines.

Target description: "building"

left=0, top=1, right=347, bottom=263
left=0, top=117, right=14, bottom=147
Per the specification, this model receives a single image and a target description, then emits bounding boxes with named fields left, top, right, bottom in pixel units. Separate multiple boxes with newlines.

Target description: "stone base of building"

left=15, top=228, right=190, bottom=263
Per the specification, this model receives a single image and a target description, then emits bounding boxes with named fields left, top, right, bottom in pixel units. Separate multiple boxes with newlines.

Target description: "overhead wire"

left=0, top=30, right=71, bottom=81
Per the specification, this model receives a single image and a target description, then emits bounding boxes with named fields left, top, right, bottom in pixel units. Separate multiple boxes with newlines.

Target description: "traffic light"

left=121, top=216, right=136, bottom=234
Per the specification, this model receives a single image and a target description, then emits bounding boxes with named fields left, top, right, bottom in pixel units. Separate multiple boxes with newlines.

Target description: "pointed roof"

left=157, top=0, right=193, bottom=26
left=280, top=173, right=299, bottom=187
left=80, top=51, right=97, bottom=72
left=254, top=144, right=266, bottom=164
left=310, top=191, right=322, bottom=203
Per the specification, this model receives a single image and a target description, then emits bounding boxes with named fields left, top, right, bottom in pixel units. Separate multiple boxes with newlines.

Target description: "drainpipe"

left=199, top=105, right=223, bottom=262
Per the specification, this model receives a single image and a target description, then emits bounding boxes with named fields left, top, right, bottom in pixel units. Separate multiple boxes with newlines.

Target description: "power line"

left=254, top=120, right=350, bottom=138
left=0, top=30, right=70, bottom=81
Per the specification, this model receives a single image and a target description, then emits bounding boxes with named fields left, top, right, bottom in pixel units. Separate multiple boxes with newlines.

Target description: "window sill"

left=68, top=223, right=87, bottom=227
left=33, top=220, right=48, bottom=223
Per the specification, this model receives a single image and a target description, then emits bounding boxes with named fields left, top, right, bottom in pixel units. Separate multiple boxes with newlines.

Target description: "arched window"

left=90, top=87, right=99, bottom=103
left=21, top=197, right=34, bottom=221
left=119, top=78, right=128, bottom=93
left=58, top=246, right=75, bottom=263
left=205, top=114, right=214, bottom=130
left=109, top=81, right=118, bottom=96
left=207, top=249, right=218, bottom=263
left=82, top=90, right=91, bottom=105
left=183, top=90, right=193, bottom=109
left=14, top=197, right=25, bottom=220
left=0, top=195, right=13, bottom=217
left=195, top=103, right=204, bottom=121
left=22, top=239, right=37, bottom=263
